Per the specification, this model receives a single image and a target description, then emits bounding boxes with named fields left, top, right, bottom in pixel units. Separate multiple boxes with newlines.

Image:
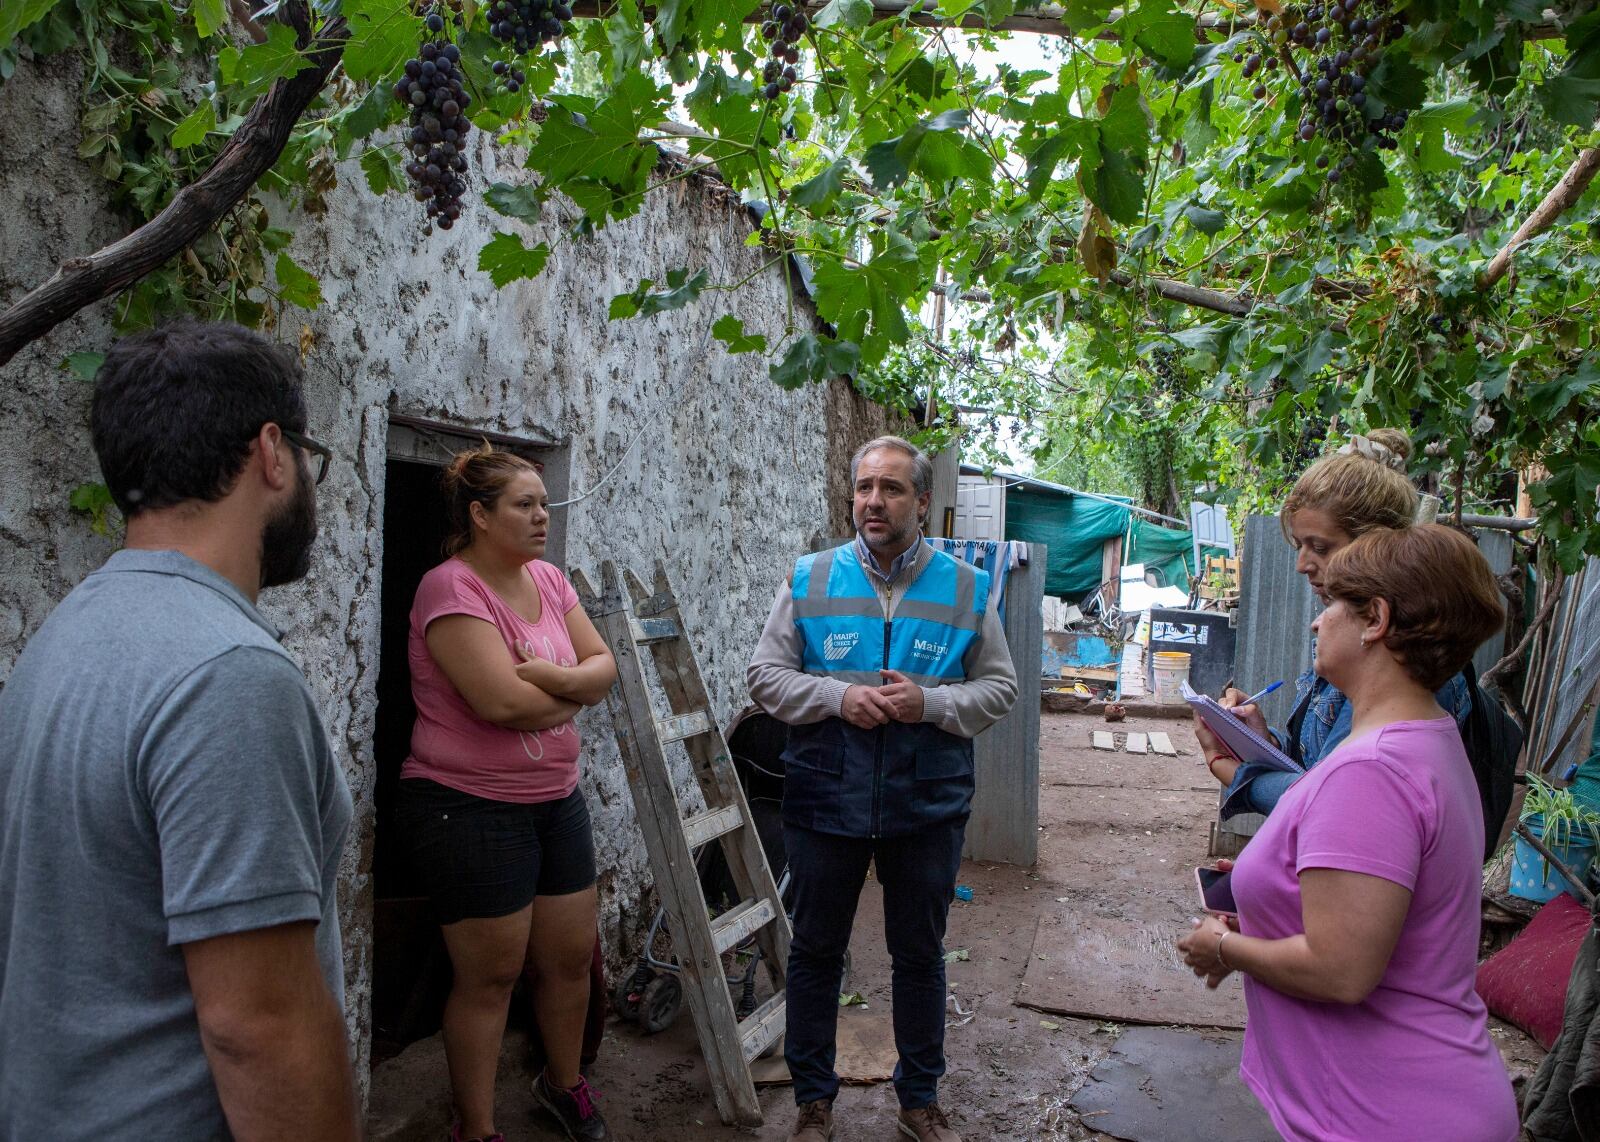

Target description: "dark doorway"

left=369, top=420, right=567, bottom=1065
left=370, top=458, right=452, bottom=1062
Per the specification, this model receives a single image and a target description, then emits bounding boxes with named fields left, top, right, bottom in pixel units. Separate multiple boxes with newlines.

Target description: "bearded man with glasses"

left=0, top=319, right=359, bottom=1139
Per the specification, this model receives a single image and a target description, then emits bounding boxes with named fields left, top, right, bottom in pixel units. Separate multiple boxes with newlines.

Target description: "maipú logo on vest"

left=912, top=638, right=948, bottom=661
left=823, top=632, right=859, bottom=661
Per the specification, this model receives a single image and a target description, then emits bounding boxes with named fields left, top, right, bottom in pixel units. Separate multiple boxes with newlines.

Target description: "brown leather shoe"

left=788, top=1099, right=833, bottom=1141
left=897, top=1103, right=960, bottom=1141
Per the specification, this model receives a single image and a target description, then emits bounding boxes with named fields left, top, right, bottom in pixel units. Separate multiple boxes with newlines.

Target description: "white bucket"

left=1151, top=651, right=1191, bottom=705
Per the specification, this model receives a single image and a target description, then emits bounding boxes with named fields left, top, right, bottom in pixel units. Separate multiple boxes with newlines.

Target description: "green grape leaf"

left=1118, top=0, right=1194, bottom=70
left=59, top=351, right=105, bottom=382
left=220, top=23, right=314, bottom=94
left=0, top=0, right=61, bottom=46
left=863, top=109, right=987, bottom=190
left=359, top=145, right=404, bottom=195
left=770, top=334, right=861, bottom=388
left=1088, top=146, right=1146, bottom=224
left=1061, top=0, right=1116, bottom=30
left=1183, top=204, right=1226, bottom=235
left=525, top=72, right=668, bottom=221
left=608, top=267, right=711, bottom=320
left=810, top=231, right=922, bottom=344
left=1406, top=98, right=1473, bottom=172
left=478, top=233, right=553, bottom=288
left=171, top=99, right=215, bottom=149
left=792, top=159, right=848, bottom=212
left=814, top=0, right=874, bottom=28
left=343, top=0, right=419, bottom=83
left=274, top=253, right=325, bottom=310
left=1526, top=359, right=1600, bottom=420
left=338, top=80, right=397, bottom=148
left=193, top=0, right=227, bottom=38
left=483, top=182, right=544, bottom=222
left=68, top=482, right=118, bottom=537
left=712, top=314, right=768, bottom=354
left=1538, top=73, right=1600, bottom=127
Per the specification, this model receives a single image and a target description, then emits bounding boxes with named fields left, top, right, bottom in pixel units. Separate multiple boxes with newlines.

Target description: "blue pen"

left=1239, top=680, right=1283, bottom=708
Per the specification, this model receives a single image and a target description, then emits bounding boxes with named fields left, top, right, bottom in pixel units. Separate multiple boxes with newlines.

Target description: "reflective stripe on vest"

left=790, top=542, right=989, bottom=687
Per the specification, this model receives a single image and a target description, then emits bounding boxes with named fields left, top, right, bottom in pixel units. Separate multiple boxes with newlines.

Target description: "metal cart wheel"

left=639, top=972, right=683, bottom=1034
left=612, top=976, right=641, bottom=1022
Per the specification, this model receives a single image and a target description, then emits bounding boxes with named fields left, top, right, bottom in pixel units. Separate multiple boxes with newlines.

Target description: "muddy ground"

left=368, top=710, right=1545, bottom=1141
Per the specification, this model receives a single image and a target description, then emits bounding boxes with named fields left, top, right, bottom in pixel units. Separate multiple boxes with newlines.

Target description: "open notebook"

left=1182, top=680, right=1302, bottom=774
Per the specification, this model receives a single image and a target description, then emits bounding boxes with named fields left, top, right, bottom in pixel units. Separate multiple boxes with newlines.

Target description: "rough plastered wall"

left=0, top=51, right=903, bottom=1091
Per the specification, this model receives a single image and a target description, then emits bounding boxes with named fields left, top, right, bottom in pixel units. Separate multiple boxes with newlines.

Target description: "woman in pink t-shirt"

left=395, top=446, right=616, bottom=1142
left=1179, top=524, right=1518, bottom=1142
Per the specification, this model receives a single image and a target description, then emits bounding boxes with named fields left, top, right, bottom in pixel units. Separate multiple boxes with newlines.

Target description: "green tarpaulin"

left=1127, top=517, right=1194, bottom=592
left=1004, top=487, right=1130, bottom=600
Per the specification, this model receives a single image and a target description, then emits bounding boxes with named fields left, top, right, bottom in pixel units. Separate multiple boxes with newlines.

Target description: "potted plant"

left=1511, top=775, right=1600, bottom=903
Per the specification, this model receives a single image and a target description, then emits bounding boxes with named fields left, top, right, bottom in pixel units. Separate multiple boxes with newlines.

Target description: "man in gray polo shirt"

left=0, top=320, right=359, bottom=1138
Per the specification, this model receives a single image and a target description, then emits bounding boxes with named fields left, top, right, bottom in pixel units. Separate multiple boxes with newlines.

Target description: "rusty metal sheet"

left=1015, top=911, right=1246, bottom=1030
left=1070, top=1026, right=1277, bottom=1142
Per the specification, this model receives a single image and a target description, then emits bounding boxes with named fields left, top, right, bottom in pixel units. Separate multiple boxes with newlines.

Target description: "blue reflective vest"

left=782, top=541, right=991, bottom=838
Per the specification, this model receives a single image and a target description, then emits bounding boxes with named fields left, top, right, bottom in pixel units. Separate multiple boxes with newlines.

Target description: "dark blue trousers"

left=782, top=820, right=966, bottom=1109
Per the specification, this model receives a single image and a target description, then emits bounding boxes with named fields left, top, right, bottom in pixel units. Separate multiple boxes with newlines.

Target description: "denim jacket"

left=1220, top=665, right=1473, bottom=820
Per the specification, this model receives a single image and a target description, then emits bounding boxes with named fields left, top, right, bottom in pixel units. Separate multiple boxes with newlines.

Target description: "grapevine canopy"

left=3, top=0, right=1599, bottom=562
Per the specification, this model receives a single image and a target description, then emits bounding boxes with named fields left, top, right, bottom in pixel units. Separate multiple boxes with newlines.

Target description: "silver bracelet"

left=1215, top=930, right=1233, bottom=971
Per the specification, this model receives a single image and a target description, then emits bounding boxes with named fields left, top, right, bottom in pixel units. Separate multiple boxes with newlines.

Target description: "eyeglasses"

left=280, top=428, right=332, bottom=486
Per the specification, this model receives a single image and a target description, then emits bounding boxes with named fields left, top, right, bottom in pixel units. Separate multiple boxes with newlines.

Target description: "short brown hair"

left=1280, top=428, right=1418, bottom=542
left=440, top=443, right=539, bottom=555
left=1322, top=524, right=1505, bottom=691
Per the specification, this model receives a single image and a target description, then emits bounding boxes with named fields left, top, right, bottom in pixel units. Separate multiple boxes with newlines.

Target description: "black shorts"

left=395, top=779, right=597, bottom=926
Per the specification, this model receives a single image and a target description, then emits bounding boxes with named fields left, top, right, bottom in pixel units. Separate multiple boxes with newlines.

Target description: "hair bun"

left=1336, top=429, right=1410, bottom=472
left=1364, top=428, right=1412, bottom=464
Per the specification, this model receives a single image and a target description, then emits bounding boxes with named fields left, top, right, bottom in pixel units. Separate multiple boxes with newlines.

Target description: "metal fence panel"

left=967, top=544, right=1045, bottom=866
left=1233, top=515, right=1321, bottom=729
left=1473, top=529, right=1513, bottom=678
left=1528, top=560, right=1600, bottom=777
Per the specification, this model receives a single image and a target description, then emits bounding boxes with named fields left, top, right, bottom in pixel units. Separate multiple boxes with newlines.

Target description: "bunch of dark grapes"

left=396, top=19, right=472, bottom=231
left=487, top=0, right=573, bottom=56
left=1242, top=1, right=1409, bottom=185
left=1149, top=348, right=1179, bottom=386
left=490, top=60, right=527, bottom=94
left=757, top=3, right=805, bottom=101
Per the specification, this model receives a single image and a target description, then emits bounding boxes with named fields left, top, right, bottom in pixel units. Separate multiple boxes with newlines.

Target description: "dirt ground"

left=367, top=710, right=1546, bottom=1141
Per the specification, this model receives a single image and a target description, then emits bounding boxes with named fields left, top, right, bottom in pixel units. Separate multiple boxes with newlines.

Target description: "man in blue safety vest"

left=748, top=435, right=1018, bottom=1142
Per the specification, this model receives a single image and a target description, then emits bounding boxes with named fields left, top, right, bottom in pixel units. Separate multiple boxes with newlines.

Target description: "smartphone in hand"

left=1195, top=865, right=1238, bottom=919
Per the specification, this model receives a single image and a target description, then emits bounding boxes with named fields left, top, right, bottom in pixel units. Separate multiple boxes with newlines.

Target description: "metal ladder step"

left=682, top=803, right=744, bottom=851
left=710, top=897, right=777, bottom=956
left=737, top=992, right=787, bottom=1063
left=656, top=709, right=713, bottom=745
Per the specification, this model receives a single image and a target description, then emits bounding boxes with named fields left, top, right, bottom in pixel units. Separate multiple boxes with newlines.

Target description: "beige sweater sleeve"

left=746, top=580, right=852, bottom=725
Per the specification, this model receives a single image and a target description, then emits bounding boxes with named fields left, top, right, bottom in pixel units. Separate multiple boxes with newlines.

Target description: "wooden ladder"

left=573, top=560, right=790, bottom=1127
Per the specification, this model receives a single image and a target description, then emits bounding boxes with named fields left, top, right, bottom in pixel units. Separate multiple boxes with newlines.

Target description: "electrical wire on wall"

left=548, top=326, right=713, bottom=509
left=545, top=419, right=651, bottom=508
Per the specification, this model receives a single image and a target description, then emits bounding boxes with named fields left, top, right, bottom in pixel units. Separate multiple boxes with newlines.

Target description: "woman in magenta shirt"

left=397, top=446, right=616, bottom=1142
left=1179, top=524, right=1518, bottom=1142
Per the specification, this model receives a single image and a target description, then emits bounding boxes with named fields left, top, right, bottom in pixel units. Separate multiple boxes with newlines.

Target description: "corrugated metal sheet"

left=1473, top=530, right=1513, bottom=677
left=967, top=543, right=1045, bottom=866
left=1232, top=515, right=1320, bottom=729
left=1526, top=560, right=1600, bottom=777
